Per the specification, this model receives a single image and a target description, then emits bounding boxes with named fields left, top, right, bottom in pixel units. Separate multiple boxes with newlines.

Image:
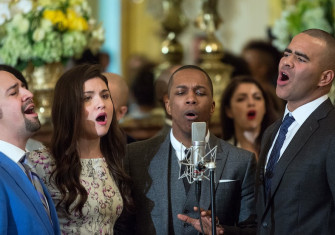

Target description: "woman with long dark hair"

left=30, top=64, right=133, bottom=234
left=220, top=76, right=277, bottom=160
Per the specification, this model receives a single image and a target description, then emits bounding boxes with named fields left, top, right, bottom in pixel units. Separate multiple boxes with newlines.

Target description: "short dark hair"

left=0, top=64, right=28, bottom=89
left=167, top=65, right=213, bottom=97
left=243, top=40, right=282, bottom=81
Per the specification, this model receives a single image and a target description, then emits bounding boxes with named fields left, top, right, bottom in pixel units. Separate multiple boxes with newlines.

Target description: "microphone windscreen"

left=191, top=122, right=206, bottom=142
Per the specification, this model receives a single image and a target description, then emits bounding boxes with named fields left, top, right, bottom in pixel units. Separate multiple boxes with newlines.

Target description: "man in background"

left=242, top=40, right=285, bottom=117
left=154, top=64, right=181, bottom=136
left=104, top=72, right=135, bottom=143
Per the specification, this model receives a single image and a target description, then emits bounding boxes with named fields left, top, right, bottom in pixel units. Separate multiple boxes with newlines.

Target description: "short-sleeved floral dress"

left=29, top=148, right=123, bottom=235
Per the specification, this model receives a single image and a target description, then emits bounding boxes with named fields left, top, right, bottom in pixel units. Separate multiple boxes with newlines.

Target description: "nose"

left=185, top=92, right=197, bottom=105
left=21, top=87, right=34, bottom=102
left=247, top=96, right=255, bottom=106
left=96, top=97, right=106, bottom=110
left=281, top=55, right=294, bottom=68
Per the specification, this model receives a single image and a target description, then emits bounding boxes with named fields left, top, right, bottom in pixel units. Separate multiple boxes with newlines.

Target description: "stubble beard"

left=24, top=116, right=41, bottom=133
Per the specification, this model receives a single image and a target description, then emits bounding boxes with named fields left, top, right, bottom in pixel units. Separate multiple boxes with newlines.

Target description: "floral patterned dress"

left=29, top=148, right=123, bottom=235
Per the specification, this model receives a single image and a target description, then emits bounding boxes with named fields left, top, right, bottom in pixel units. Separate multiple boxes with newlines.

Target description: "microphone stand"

left=195, top=173, right=204, bottom=233
left=208, top=162, right=216, bottom=235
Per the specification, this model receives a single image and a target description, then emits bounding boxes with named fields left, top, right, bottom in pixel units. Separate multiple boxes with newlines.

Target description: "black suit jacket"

left=256, top=99, right=335, bottom=235
left=123, top=132, right=256, bottom=235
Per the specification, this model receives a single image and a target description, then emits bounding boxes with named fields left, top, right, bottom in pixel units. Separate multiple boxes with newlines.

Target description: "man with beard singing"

left=0, top=65, right=60, bottom=234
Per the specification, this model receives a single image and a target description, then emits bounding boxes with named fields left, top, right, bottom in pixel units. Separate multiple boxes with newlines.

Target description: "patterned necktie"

left=265, top=114, right=295, bottom=195
left=19, top=152, right=51, bottom=221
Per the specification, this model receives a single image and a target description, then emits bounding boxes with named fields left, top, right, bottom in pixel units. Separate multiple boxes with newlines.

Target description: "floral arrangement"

left=271, top=0, right=334, bottom=51
left=0, top=0, right=104, bottom=70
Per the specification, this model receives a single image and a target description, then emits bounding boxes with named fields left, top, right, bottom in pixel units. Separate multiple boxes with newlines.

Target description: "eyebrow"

left=175, top=85, right=207, bottom=90
left=83, top=89, right=109, bottom=94
left=6, top=83, right=18, bottom=94
left=284, top=48, right=310, bottom=61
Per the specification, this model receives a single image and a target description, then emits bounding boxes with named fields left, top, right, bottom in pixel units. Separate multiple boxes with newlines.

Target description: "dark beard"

left=24, top=116, right=41, bottom=133
left=22, top=99, right=41, bottom=133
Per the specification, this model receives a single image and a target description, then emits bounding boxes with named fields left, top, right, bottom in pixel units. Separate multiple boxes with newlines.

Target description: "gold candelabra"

left=196, top=0, right=233, bottom=124
left=155, top=0, right=188, bottom=75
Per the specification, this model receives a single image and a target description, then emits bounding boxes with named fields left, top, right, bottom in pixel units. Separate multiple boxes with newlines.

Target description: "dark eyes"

left=175, top=90, right=205, bottom=96
left=282, top=52, right=306, bottom=62
left=83, top=96, right=92, bottom=102
left=102, top=93, right=111, bottom=99
left=236, top=96, right=263, bottom=102
left=297, top=57, right=306, bottom=62
left=83, top=93, right=110, bottom=102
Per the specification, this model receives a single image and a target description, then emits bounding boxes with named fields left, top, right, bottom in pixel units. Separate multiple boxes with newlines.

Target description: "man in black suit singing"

left=256, top=29, right=335, bottom=234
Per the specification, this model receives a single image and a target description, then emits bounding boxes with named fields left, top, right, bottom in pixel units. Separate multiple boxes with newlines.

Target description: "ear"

left=118, top=106, right=128, bottom=120
left=209, top=101, right=215, bottom=115
left=319, top=70, right=334, bottom=87
left=164, top=96, right=172, bottom=116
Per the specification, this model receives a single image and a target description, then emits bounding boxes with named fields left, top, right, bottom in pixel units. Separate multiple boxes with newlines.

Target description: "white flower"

left=33, top=28, right=46, bottom=42
left=0, top=3, right=11, bottom=25
left=10, top=14, right=30, bottom=34
left=302, top=7, right=332, bottom=33
left=272, top=10, right=291, bottom=51
left=40, top=18, right=53, bottom=32
left=10, top=0, right=33, bottom=15
left=0, top=0, right=104, bottom=69
left=272, top=1, right=333, bottom=51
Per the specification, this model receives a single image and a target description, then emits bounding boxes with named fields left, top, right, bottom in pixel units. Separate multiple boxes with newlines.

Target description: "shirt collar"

left=0, top=140, right=26, bottom=163
left=170, top=128, right=210, bottom=160
left=284, top=95, right=328, bottom=125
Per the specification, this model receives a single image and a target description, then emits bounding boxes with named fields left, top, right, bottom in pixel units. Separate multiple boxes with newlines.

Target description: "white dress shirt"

left=170, top=129, right=210, bottom=162
left=265, top=95, right=328, bottom=168
left=0, top=140, right=26, bottom=163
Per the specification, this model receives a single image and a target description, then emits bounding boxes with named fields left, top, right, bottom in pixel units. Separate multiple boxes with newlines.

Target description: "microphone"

left=179, top=122, right=217, bottom=184
left=191, top=122, right=206, bottom=177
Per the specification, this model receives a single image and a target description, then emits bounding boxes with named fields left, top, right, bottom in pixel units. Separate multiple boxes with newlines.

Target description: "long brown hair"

left=220, top=76, right=277, bottom=152
left=51, top=64, right=133, bottom=216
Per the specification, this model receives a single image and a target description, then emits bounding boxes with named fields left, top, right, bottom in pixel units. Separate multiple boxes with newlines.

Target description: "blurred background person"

left=122, top=63, right=165, bottom=140
left=29, top=64, right=133, bottom=234
left=242, top=40, right=285, bottom=117
left=220, top=76, right=277, bottom=160
left=221, top=51, right=251, bottom=78
left=103, top=72, right=136, bottom=143
left=128, top=64, right=157, bottom=119
left=103, top=72, right=130, bottom=122
left=154, top=64, right=182, bottom=136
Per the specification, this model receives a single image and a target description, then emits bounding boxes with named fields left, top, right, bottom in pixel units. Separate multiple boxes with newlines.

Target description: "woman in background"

left=220, top=76, right=277, bottom=160
left=30, top=64, right=133, bottom=234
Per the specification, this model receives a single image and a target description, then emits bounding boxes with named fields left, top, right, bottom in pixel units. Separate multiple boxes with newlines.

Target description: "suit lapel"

left=200, top=135, right=229, bottom=209
left=265, top=99, right=334, bottom=209
left=258, top=120, right=281, bottom=209
left=148, top=134, right=171, bottom=232
left=0, top=153, right=53, bottom=234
